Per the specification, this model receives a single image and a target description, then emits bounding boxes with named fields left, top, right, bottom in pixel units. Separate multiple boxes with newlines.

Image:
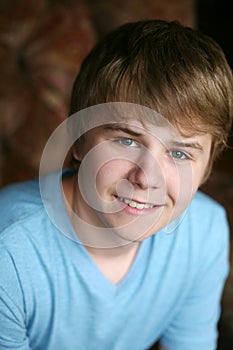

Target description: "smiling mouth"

left=117, top=196, right=155, bottom=209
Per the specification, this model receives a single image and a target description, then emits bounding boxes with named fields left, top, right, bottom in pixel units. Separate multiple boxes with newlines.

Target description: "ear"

left=72, top=149, right=82, bottom=162
left=72, top=135, right=86, bottom=162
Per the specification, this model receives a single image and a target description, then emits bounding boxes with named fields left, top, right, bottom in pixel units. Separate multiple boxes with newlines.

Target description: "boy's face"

left=72, top=117, right=211, bottom=245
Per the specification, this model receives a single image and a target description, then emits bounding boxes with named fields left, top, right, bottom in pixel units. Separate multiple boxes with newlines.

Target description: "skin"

left=62, top=119, right=212, bottom=283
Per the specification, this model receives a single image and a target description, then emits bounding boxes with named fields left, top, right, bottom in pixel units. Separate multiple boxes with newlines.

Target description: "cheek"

left=78, top=158, right=129, bottom=214
left=79, top=145, right=116, bottom=186
left=96, top=160, right=131, bottom=193
left=96, top=162, right=119, bottom=189
left=165, top=164, right=194, bottom=215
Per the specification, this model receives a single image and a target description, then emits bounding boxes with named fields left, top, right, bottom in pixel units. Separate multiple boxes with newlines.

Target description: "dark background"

left=197, top=0, right=233, bottom=177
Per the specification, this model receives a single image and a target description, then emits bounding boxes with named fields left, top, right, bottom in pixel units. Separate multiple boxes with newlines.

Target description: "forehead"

left=71, top=102, right=210, bottom=144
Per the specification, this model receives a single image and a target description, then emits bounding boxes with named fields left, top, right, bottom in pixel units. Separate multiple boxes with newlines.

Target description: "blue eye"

left=116, top=138, right=138, bottom=147
left=170, top=150, right=190, bottom=160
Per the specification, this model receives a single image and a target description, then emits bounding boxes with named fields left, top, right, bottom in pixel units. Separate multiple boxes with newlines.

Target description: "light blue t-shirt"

left=0, top=171, right=229, bottom=350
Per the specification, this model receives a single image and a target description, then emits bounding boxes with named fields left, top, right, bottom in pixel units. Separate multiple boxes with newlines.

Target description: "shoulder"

left=0, top=178, right=41, bottom=208
left=168, top=190, right=228, bottom=239
left=0, top=180, right=56, bottom=319
left=191, top=190, right=225, bottom=211
left=0, top=178, right=55, bottom=251
left=184, top=190, right=229, bottom=271
left=188, top=190, right=227, bottom=225
left=0, top=176, right=63, bottom=284
left=0, top=178, right=43, bottom=233
left=156, top=192, right=229, bottom=350
left=0, top=171, right=69, bottom=251
left=169, top=191, right=229, bottom=268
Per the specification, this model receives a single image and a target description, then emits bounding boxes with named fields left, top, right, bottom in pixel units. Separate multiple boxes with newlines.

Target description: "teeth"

left=119, top=197, right=154, bottom=209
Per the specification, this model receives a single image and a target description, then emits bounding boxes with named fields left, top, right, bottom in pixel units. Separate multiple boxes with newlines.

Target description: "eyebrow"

left=168, top=141, right=204, bottom=152
left=103, top=124, right=144, bottom=137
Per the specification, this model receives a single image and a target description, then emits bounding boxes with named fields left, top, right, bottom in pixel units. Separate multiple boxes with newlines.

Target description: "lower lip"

left=115, top=196, right=163, bottom=216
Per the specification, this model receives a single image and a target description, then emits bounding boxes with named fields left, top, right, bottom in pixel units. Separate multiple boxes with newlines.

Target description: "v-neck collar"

left=77, top=234, right=151, bottom=293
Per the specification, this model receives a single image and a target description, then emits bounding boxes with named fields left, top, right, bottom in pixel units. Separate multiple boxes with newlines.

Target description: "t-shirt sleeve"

left=0, top=244, right=32, bottom=349
left=160, top=206, right=230, bottom=350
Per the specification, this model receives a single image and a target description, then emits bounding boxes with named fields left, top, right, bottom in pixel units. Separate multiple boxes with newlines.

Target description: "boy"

left=0, top=19, right=233, bottom=350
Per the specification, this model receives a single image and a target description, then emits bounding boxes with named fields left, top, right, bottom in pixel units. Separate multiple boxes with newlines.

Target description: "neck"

left=85, top=240, right=140, bottom=259
left=62, top=173, right=141, bottom=284
left=85, top=241, right=141, bottom=285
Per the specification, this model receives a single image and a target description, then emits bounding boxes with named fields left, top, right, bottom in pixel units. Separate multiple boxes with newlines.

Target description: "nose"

left=127, top=150, right=164, bottom=190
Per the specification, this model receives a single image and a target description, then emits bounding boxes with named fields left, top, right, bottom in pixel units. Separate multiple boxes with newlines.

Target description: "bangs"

left=83, top=64, right=226, bottom=143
